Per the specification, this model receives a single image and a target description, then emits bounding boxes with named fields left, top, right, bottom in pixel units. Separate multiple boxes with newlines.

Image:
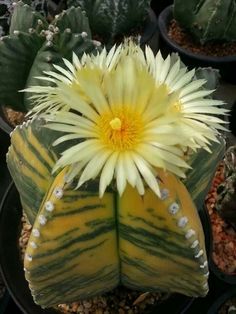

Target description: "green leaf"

left=0, top=32, right=44, bottom=111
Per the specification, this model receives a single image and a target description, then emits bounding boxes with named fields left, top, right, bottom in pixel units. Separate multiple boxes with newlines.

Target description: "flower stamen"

left=110, top=117, right=122, bottom=131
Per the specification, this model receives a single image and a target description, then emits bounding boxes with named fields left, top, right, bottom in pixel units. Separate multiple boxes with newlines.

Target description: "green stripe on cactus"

left=174, top=0, right=236, bottom=43
left=24, top=167, right=119, bottom=307
left=184, top=137, right=225, bottom=210
left=0, top=32, right=44, bottom=111
left=118, top=179, right=208, bottom=297
left=52, top=6, right=91, bottom=38
left=10, top=1, right=48, bottom=36
left=6, top=119, right=69, bottom=223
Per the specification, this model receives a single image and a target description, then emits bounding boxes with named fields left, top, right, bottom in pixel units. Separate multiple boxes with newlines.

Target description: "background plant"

left=173, top=0, right=236, bottom=44
left=0, top=0, right=65, bottom=36
left=0, top=1, right=100, bottom=112
left=67, top=0, right=151, bottom=46
left=216, top=146, right=236, bottom=230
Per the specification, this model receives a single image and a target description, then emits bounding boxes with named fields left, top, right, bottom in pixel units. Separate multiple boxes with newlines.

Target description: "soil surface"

left=2, top=106, right=25, bottom=128
left=168, top=19, right=236, bottom=57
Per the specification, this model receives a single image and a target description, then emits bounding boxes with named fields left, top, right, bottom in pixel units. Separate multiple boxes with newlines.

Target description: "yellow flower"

left=25, top=42, right=227, bottom=197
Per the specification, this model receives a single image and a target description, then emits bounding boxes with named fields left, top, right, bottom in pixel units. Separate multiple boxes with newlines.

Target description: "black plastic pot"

left=158, top=5, right=236, bottom=84
left=140, top=8, right=159, bottom=55
left=0, top=290, right=10, bottom=314
left=150, top=0, right=173, bottom=17
left=207, top=287, right=236, bottom=314
left=0, top=182, right=194, bottom=314
left=0, top=127, right=10, bottom=163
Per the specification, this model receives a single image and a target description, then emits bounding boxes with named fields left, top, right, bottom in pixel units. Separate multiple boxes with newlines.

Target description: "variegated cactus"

left=7, top=42, right=227, bottom=308
left=173, top=0, right=236, bottom=44
left=0, top=1, right=100, bottom=112
left=67, top=0, right=151, bottom=46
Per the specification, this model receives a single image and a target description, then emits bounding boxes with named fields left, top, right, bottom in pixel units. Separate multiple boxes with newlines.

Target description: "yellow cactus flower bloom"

left=25, top=41, right=227, bottom=198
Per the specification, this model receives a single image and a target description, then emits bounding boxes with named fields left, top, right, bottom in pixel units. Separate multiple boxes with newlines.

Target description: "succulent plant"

left=173, top=0, right=236, bottom=44
left=0, top=0, right=62, bottom=37
left=67, top=0, right=152, bottom=46
left=7, top=42, right=228, bottom=308
left=216, top=146, right=236, bottom=229
left=0, top=1, right=100, bottom=112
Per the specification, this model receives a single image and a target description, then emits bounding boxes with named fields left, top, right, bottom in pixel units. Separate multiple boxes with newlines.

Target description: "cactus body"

left=174, top=0, right=236, bottom=44
left=7, top=118, right=210, bottom=307
left=68, top=0, right=151, bottom=45
left=0, top=2, right=99, bottom=112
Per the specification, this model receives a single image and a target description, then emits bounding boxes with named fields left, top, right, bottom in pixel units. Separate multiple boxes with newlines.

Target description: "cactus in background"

left=0, top=0, right=13, bottom=36
left=0, top=0, right=62, bottom=37
left=216, top=146, right=236, bottom=229
left=7, top=42, right=228, bottom=308
left=0, top=1, right=100, bottom=112
left=173, top=0, right=236, bottom=44
left=67, top=0, right=151, bottom=45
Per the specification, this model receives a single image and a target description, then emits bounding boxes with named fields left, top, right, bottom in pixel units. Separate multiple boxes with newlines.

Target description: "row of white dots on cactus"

left=25, top=187, right=64, bottom=265
left=161, top=188, right=209, bottom=278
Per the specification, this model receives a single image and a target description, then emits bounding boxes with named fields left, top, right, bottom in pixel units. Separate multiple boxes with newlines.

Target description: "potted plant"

left=205, top=146, right=236, bottom=285
left=0, top=0, right=100, bottom=133
left=0, top=40, right=228, bottom=313
left=157, top=1, right=236, bottom=84
left=67, top=0, right=158, bottom=49
left=0, top=0, right=159, bottom=134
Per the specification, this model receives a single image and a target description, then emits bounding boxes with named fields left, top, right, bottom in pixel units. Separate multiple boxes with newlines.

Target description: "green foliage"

left=67, top=0, right=151, bottom=45
left=0, top=2, right=99, bottom=112
left=173, top=0, right=236, bottom=44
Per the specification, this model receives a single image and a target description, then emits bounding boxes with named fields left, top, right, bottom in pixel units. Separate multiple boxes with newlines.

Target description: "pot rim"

left=207, top=287, right=236, bottom=314
left=158, top=5, right=236, bottom=63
